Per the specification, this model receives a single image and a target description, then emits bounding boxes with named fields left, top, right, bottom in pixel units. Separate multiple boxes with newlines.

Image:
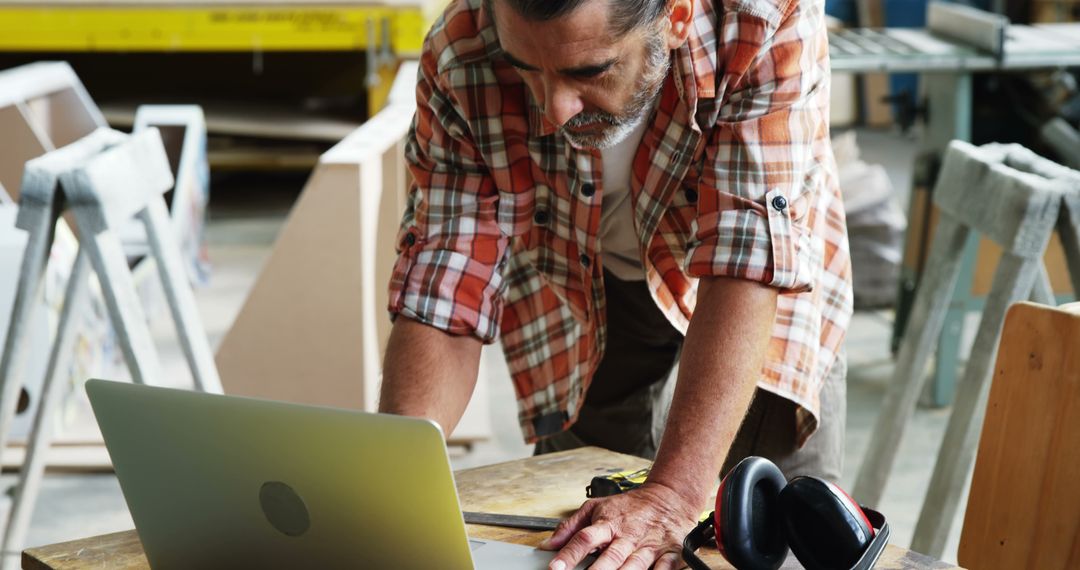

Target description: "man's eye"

left=568, top=65, right=615, bottom=80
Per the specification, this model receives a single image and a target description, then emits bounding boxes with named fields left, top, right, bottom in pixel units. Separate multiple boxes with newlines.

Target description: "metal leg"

left=1029, top=262, right=1056, bottom=305
left=1, top=249, right=90, bottom=555
left=911, top=253, right=1042, bottom=557
left=853, top=214, right=972, bottom=507
left=78, top=224, right=163, bottom=385
left=930, top=231, right=981, bottom=407
left=1057, top=199, right=1080, bottom=295
left=0, top=204, right=56, bottom=479
left=138, top=199, right=222, bottom=394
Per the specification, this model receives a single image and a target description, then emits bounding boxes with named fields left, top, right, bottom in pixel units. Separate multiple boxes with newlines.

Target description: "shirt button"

left=533, top=209, right=550, bottom=225
left=581, top=183, right=596, bottom=198
left=771, top=195, right=788, bottom=212
left=579, top=254, right=591, bottom=268
left=685, top=188, right=698, bottom=203
left=403, top=232, right=417, bottom=247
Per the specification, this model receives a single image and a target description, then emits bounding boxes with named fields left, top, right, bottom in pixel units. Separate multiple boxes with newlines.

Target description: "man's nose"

left=543, top=82, right=584, bottom=127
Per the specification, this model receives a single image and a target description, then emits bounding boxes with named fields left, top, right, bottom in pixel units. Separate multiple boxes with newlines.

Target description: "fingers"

left=585, top=538, right=640, bottom=570
left=652, top=551, right=685, bottom=570
left=542, top=500, right=599, bottom=550
left=548, top=523, right=613, bottom=570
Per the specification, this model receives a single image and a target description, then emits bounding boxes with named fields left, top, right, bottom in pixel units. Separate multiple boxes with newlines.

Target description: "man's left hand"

left=539, top=482, right=701, bottom=570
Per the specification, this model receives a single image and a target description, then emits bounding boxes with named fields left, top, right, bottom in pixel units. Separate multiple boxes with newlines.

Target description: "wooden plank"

left=22, top=447, right=962, bottom=570
left=0, top=444, right=112, bottom=473
left=23, top=531, right=148, bottom=570
left=958, top=303, right=1080, bottom=569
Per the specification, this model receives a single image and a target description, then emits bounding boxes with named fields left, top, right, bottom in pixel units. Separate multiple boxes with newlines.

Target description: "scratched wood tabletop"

left=23, top=447, right=961, bottom=569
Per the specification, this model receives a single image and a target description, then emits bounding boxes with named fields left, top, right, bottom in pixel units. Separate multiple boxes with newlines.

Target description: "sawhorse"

left=853, top=140, right=1080, bottom=557
left=0, top=128, right=222, bottom=556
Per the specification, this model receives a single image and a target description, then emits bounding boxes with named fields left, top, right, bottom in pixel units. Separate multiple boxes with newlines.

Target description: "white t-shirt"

left=599, top=116, right=650, bottom=281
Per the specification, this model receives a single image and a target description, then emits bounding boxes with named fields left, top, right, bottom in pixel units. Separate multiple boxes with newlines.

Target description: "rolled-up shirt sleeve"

left=685, top=2, right=829, bottom=293
left=388, top=52, right=509, bottom=343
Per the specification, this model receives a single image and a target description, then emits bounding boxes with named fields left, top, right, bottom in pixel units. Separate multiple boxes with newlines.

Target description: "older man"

left=380, top=0, right=852, bottom=568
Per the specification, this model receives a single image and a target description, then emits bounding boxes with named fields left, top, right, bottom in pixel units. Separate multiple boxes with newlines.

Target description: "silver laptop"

left=87, top=379, right=590, bottom=569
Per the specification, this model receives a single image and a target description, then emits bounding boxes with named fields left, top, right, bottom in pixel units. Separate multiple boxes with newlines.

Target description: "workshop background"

left=1, top=0, right=1079, bottom=569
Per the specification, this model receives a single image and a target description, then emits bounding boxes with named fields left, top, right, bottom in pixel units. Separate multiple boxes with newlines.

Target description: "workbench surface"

left=22, top=447, right=960, bottom=569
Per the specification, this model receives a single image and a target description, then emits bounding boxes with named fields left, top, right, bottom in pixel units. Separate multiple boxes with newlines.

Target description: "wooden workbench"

left=22, top=447, right=960, bottom=569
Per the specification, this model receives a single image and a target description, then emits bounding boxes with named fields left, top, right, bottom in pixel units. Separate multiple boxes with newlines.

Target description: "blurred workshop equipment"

left=853, top=140, right=1080, bottom=558
left=830, top=1, right=1080, bottom=405
left=0, top=0, right=444, bottom=170
left=0, top=62, right=211, bottom=469
left=0, top=127, right=224, bottom=555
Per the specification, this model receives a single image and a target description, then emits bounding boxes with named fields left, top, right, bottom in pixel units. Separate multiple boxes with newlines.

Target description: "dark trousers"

left=534, top=271, right=845, bottom=482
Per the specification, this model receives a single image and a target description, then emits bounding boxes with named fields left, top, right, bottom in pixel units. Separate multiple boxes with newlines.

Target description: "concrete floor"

left=3, top=128, right=972, bottom=567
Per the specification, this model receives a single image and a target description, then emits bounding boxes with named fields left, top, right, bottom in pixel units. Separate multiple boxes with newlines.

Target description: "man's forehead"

left=490, top=0, right=631, bottom=67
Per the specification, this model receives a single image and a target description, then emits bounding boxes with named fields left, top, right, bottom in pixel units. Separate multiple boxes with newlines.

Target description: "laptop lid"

left=87, top=379, right=479, bottom=569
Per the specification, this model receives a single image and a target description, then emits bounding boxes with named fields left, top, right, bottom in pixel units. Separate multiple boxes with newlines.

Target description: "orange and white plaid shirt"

left=389, top=0, right=852, bottom=446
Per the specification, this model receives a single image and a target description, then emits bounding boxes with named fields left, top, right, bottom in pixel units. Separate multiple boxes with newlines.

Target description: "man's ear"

left=665, top=0, right=694, bottom=49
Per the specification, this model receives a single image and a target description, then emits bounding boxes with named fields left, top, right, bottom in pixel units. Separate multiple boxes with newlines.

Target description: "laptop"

left=86, top=379, right=591, bottom=569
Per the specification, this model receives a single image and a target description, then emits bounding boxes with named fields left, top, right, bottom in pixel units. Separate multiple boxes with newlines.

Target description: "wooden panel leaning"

left=852, top=140, right=1080, bottom=557
left=958, top=302, right=1080, bottom=569
left=213, top=63, right=418, bottom=414
left=213, top=61, right=491, bottom=444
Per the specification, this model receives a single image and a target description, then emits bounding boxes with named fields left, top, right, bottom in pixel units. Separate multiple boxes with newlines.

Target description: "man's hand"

left=540, top=482, right=700, bottom=570
left=538, top=277, right=777, bottom=570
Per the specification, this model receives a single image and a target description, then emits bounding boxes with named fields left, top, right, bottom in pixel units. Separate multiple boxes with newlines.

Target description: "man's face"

left=492, top=0, right=672, bottom=149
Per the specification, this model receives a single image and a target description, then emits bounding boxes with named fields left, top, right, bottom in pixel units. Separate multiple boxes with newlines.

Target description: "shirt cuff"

left=684, top=187, right=818, bottom=293
left=388, top=230, right=506, bottom=343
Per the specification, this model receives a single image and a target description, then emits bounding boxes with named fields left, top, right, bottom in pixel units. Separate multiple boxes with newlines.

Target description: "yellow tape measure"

left=586, top=468, right=650, bottom=498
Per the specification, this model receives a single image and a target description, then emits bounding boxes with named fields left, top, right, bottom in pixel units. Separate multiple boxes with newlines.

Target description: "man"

left=380, top=0, right=852, bottom=568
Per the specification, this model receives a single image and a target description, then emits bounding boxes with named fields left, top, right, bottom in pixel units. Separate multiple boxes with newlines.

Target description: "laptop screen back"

left=86, top=379, right=476, bottom=570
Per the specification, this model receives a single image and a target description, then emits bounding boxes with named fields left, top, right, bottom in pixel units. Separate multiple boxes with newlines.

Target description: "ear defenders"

left=682, top=456, right=889, bottom=570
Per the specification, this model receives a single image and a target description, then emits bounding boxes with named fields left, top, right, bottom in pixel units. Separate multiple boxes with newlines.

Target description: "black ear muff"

left=715, top=456, right=789, bottom=570
left=778, top=477, right=875, bottom=570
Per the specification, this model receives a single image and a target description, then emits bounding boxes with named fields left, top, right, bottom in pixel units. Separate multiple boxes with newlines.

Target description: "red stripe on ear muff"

left=824, top=480, right=875, bottom=538
left=714, top=478, right=727, bottom=558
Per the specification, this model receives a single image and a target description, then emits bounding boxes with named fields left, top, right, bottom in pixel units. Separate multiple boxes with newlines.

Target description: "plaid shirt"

left=389, top=0, right=852, bottom=446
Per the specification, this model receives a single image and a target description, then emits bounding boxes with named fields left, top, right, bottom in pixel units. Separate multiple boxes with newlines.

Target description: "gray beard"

left=559, top=33, right=670, bottom=150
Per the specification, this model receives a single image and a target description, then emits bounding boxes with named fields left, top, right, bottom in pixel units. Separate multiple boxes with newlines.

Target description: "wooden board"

left=958, top=302, right=1080, bottom=569
left=213, top=64, right=490, bottom=444
left=23, top=447, right=962, bottom=570
left=1, top=444, right=112, bottom=473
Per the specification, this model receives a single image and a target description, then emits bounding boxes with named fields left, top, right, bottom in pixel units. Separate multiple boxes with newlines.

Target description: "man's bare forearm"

left=647, top=276, right=778, bottom=507
left=379, top=316, right=483, bottom=437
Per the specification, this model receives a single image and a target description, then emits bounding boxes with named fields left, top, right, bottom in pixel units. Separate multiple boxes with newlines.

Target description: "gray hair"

left=485, top=0, right=669, bottom=37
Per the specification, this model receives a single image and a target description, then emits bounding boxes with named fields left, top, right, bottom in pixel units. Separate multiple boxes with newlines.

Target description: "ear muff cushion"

left=716, top=457, right=789, bottom=570
left=778, top=477, right=875, bottom=570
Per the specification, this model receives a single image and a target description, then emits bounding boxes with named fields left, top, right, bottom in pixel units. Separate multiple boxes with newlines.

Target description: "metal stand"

left=0, top=127, right=222, bottom=556
left=853, top=141, right=1080, bottom=557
